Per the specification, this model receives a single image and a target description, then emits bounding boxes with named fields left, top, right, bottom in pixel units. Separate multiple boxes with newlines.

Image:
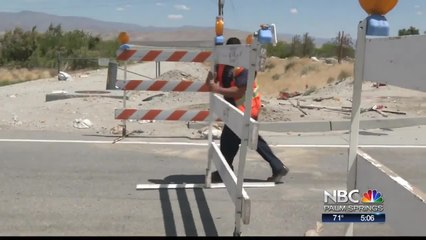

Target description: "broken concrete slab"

left=45, top=91, right=129, bottom=102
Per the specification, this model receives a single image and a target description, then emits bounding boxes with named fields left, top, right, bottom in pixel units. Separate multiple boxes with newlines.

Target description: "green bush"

left=0, top=24, right=119, bottom=71
left=0, top=80, right=10, bottom=86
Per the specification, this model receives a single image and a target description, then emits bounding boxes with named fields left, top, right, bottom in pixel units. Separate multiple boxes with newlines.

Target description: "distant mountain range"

left=0, top=11, right=331, bottom=46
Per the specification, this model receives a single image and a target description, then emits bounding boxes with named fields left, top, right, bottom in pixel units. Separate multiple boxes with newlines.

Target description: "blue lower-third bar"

left=322, top=213, right=386, bottom=223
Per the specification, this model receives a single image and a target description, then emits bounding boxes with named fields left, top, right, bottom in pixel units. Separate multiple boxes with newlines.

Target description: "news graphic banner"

left=322, top=189, right=386, bottom=223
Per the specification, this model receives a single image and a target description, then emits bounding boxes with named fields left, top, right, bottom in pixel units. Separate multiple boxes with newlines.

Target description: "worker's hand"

left=205, top=71, right=215, bottom=84
left=206, top=71, right=219, bottom=93
left=208, top=81, right=220, bottom=93
left=205, top=71, right=219, bottom=93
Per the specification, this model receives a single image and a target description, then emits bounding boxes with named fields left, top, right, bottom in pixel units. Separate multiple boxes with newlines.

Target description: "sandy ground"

left=0, top=59, right=425, bottom=138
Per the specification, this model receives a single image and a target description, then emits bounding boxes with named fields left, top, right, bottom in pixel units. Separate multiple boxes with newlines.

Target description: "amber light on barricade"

left=216, top=16, right=224, bottom=36
left=359, top=0, right=398, bottom=15
left=118, top=32, right=130, bottom=45
left=246, top=34, right=254, bottom=45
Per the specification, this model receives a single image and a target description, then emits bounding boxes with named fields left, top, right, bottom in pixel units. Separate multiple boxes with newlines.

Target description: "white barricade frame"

left=206, top=38, right=262, bottom=236
left=345, top=19, right=426, bottom=236
left=356, top=150, right=426, bottom=236
left=110, top=36, right=270, bottom=236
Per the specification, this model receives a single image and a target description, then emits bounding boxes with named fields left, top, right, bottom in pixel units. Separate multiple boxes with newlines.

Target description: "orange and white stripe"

left=117, top=48, right=213, bottom=63
left=114, top=79, right=210, bottom=92
left=115, top=109, right=211, bottom=122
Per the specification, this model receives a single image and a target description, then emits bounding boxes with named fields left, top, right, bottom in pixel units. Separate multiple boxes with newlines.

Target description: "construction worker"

left=205, top=37, right=290, bottom=183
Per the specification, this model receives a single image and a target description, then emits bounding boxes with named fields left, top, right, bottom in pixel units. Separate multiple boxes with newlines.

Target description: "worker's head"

left=226, top=37, right=241, bottom=45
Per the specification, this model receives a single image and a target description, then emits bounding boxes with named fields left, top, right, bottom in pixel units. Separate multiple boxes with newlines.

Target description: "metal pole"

left=106, top=61, right=118, bottom=90
left=219, top=0, right=224, bottom=16
left=122, top=61, right=128, bottom=136
left=155, top=62, right=161, bottom=78
left=57, top=52, right=61, bottom=79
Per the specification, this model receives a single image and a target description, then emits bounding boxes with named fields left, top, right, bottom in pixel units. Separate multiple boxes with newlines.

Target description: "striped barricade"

left=113, top=47, right=215, bottom=127
left=110, top=79, right=210, bottom=92
left=112, top=45, right=260, bottom=149
left=117, top=45, right=213, bottom=63
left=116, top=44, right=258, bottom=69
left=113, top=37, right=268, bottom=237
left=115, top=109, right=211, bottom=122
left=114, top=94, right=259, bottom=150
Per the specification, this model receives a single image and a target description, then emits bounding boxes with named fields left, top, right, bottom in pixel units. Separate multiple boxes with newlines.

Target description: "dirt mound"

left=258, top=57, right=353, bottom=97
left=158, top=69, right=201, bottom=82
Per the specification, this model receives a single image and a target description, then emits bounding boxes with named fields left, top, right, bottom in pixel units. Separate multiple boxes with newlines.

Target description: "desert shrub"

left=327, top=77, right=336, bottom=84
left=301, top=64, right=319, bottom=76
left=303, top=86, right=317, bottom=96
left=285, top=61, right=297, bottom=73
left=0, top=68, right=54, bottom=86
left=0, top=80, right=11, bottom=86
left=338, top=70, right=352, bottom=80
left=265, top=61, right=276, bottom=70
left=272, top=74, right=281, bottom=81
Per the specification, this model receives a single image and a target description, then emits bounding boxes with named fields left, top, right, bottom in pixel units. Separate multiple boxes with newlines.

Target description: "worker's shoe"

left=267, top=166, right=290, bottom=183
left=211, top=171, right=223, bottom=183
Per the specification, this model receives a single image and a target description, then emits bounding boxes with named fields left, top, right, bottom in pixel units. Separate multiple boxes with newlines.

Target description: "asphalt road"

left=0, top=126, right=425, bottom=236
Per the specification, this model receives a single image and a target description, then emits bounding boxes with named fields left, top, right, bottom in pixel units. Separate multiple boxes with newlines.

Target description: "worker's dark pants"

left=220, top=125, right=285, bottom=174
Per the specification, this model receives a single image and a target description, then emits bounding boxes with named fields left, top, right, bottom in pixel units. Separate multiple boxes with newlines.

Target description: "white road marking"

left=0, top=139, right=425, bottom=149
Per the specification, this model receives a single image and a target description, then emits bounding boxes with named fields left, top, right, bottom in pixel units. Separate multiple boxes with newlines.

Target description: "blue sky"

left=2, top=0, right=425, bottom=39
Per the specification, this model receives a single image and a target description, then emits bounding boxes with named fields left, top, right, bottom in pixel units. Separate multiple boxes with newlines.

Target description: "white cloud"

left=175, top=4, right=190, bottom=11
left=417, top=11, right=423, bottom=15
left=116, top=4, right=131, bottom=11
left=23, top=0, right=49, bottom=2
left=156, top=2, right=165, bottom=7
left=168, top=14, right=183, bottom=20
left=415, top=5, right=421, bottom=9
left=290, top=8, right=298, bottom=14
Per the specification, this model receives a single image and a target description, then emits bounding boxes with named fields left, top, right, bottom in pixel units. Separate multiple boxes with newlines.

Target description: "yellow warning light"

left=216, top=16, right=224, bottom=36
left=246, top=34, right=253, bottom=45
left=359, top=0, right=398, bottom=15
left=118, top=32, right=130, bottom=45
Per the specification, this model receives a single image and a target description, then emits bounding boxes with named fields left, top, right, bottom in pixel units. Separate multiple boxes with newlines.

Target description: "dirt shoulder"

left=0, top=59, right=425, bottom=138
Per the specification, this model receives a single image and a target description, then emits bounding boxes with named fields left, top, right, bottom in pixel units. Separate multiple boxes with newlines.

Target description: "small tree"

left=335, top=31, right=353, bottom=64
left=315, top=42, right=336, bottom=58
left=0, top=27, right=39, bottom=66
left=398, top=26, right=420, bottom=36
left=265, top=41, right=291, bottom=58
left=302, top=33, right=315, bottom=57
left=0, top=24, right=119, bottom=70
left=290, top=35, right=303, bottom=57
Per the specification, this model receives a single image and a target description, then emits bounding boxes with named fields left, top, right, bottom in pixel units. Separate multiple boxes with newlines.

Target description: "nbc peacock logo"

left=361, top=189, right=384, bottom=204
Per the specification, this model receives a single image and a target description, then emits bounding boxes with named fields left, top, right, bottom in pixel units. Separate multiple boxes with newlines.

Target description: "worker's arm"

left=214, top=85, right=246, bottom=99
left=205, top=71, right=246, bottom=99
